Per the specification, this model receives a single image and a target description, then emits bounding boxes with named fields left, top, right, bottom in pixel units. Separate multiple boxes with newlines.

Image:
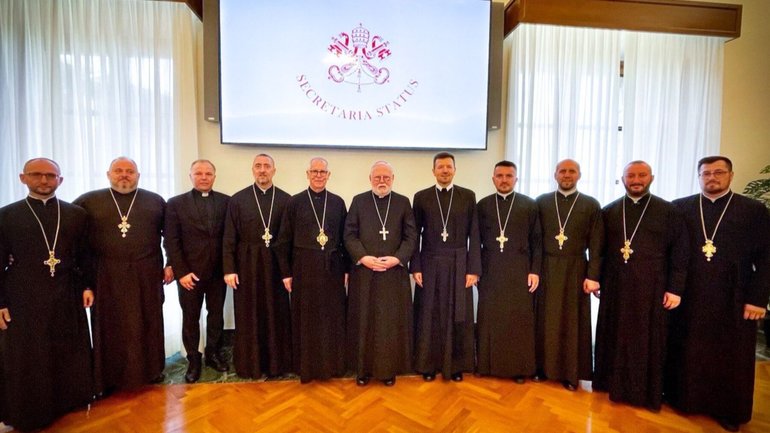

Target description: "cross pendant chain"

left=496, top=232, right=508, bottom=252
left=262, top=228, right=273, bottom=248
left=379, top=227, right=389, bottom=241
left=44, top=250, right=61, bottom=277
left=555, top=229, right=568, bottom=250
left=702, top=239, right=717, bottom=262
left=620, top=240, right=634, bottom=263
left=317, top=229, right=328, bottom=250
left=118, top=216, right=131, bottom=238
left=441, top=228, right=449, bottom=242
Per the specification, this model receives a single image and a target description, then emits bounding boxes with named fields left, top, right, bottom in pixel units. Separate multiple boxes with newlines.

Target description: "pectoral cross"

left=702, top=239, right=717, bottom=262
left=118, top=216, right=131, bottom=238
left=620, top=240, right=634, bottom=263
left=317, top=229, right=328, bottom=250
left=44, top=250, right=61, bottom=277
left=441, top=228, right=449, bottom=242
left=555, top=229, right=568, bottom=250
left=496, top=232, right=508, bottom=252
left=262, top=228, right=273, bottom=248
left=379, top=227, right=389, bottom=241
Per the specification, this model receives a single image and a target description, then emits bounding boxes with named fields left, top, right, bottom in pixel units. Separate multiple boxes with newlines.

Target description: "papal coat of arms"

left=328, top=23, right=391, bottom=92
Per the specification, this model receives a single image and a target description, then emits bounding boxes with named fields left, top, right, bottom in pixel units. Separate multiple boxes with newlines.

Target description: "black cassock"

left=223, top=184, right=292, bottom=378
left=666, top=192, right=770, bottom=424
left=275, top=188, right=348, bottom=382
left=74, top=188, right=166, bottom=392
left=594, top=194, right=688, bottom=411
left=535, top=191, right=603, bottom=385
left=0, top=198, right=93, bottom=431
left=344, top=191, right=417, bottom=380
left=476, top=193, right=542, bottom=378
left=410, top=185, right=481, bottom=378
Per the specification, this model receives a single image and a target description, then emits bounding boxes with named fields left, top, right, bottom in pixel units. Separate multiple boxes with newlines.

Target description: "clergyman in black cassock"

left=535, top=159, right=603, bottom=390
left=666, top=156, right=770, bottom=430
left=344, top=161, right=417, bottom=385
left=275, top=157, right=348, bottom=383
left=411, top=152, right=481, bottom=382
left=74, top=157, right=172, bottom=393
left=593, top=161, right=688, bottom=412
left=476, top=161, right=542, bottom=381
left=0, top=158, right=93, bottom=431
left=165, top=160, right=230, bottom=382
left=223, top=154, right=292, bottom=379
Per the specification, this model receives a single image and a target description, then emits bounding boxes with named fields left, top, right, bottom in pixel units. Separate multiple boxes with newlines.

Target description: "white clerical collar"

left=558, top=188, right=578, bottom=197
left=194, top=188, right=211, bottom=197
left=256, top=184, right=272, bottom=194
left=497, top=191, right=514, bottom=199
left=373, top=191, right=390, bottom=199
left=703, top=189, right=731, bottom=203
left=436, top=183, right=454, bottom=191
left=27, top=194, right=55, bottom=204
left=626, top=193, right=649, bottom=204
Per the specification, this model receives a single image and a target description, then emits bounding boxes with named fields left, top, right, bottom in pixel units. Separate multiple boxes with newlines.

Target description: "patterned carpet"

left=161, top=327, right=770, bottom=384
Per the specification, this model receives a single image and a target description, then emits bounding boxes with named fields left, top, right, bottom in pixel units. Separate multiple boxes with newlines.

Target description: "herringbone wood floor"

left=39, top=362, right=770, bottom=432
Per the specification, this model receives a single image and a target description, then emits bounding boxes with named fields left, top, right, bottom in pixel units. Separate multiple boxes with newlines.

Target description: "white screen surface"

left=219, top=0, right=491, bottom=150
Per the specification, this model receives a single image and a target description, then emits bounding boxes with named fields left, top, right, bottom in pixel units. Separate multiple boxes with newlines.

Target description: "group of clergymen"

left=0, top=152, right=768, bottom=432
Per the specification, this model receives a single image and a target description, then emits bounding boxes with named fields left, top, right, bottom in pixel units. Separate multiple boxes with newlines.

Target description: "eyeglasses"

left=308, top=170, right=329, bottom=177
left=372, top=176, right=392, bottom=182
left=24, top=172, right=59, bottom=180
left=699, top=170, right=730, bottom=178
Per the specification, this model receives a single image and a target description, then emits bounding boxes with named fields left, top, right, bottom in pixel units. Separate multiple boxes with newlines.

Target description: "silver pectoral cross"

left=441, top=228, right=449, bottom=242
left=44, top=250, right=61, bottom=277
left=496, top=232, right=508, bottom=252
left=379, top=227, right=389, bottom=241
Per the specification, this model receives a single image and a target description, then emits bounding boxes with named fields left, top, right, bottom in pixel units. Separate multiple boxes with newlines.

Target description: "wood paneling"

left=505, top=0, right=742, bottom=39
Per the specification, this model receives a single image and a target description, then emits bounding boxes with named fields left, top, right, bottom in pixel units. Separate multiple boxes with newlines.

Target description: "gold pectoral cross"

left=496, top=232, right=508, bottom=252
left=379, top=227, right=389, bottom=241
left=702, top=239, right=717, bottom=262
left=620, top=240, right=634, bottom=263
left=441, top=228, right=449, bottom=242
left=262, top=228, right=273, bottom=248
left=118, top=216, right=131, bottom=238
left=555, top=229, right=568, bottom=250
left=44, top=250, right=61, bottom=277
left=317, top=229, right=328, bottom=250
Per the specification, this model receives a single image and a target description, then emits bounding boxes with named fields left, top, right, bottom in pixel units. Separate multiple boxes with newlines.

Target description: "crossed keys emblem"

left=328, top=24, right=391, bottom=92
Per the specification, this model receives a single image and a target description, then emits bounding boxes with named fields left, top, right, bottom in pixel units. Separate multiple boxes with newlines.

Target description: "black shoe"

left=383, top=377, right=396, bottom=387
left=562, top=381, right=577, bottom=391
left=150, top=373, right=165, bottom=384
left=422, top=372, right=436, bottom=382
left=205, top=352, right=229, bottom=372
left=451, top=372, right=463, bottom=382
left=531, top=374, right=546, bottom=383
left=356, top=376, right=370, bottom=386
left=185, top=354, right=202, bottom=383
left=513, top=376, right=525, bottom=384
left=716, top=418, right=739, bottom=432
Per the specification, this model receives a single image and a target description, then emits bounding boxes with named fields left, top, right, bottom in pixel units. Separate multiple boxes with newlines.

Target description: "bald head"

left=554, top=159, right=581, bottom=191
left=622, top=160, right=654, bottom=198
left=107, top=156, right=140, bottom=194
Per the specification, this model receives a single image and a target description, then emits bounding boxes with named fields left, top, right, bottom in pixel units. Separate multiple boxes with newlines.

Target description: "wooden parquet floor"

left=37, top=362, right=770, bottom=432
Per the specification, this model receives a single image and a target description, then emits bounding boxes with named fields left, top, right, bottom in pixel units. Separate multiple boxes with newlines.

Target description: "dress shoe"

left=185, top=354, right=202, bottom=383
left=562, top=381, right=577, bottom=391
left=716, top=418, right=740, bottom=432
left=422, top=372, right=436, bottom=382
left=356, top=376, right=370, bottom=386
left=513, top=376, right=525, bottom=384
left=531, top=373, right=547, bottom=383
left=450, top=372, right=463, bottom=382
left=383, top=377, right=396, bottom=387
left=205, top=352, right=229, bottom=372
